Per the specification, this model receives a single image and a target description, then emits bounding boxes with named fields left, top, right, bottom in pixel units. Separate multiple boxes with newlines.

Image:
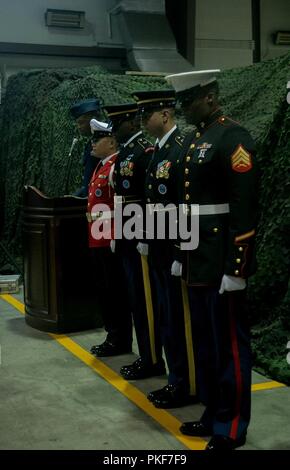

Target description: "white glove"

left=110, top=240, right=115, bottom=253
left=171, top=260, right=182, bottom=277
left=136, top=242, right=149, bottom=256
left=219, top=275, right=246, bottom=294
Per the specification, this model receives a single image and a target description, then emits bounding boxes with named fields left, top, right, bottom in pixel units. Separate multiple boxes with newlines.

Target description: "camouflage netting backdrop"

left=0, top=54, right=289, bottom=383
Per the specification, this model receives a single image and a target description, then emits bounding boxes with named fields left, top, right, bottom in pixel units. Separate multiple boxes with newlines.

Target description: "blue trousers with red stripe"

left=188, top=286, right=252, bottom=439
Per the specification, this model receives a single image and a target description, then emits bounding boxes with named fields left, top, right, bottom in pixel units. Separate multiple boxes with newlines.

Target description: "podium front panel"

left=22, top=186, right=104, bottom=333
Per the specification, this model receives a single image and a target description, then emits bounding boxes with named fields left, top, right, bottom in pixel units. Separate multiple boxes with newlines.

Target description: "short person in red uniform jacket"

left=87, top=119, right=132, bottom=356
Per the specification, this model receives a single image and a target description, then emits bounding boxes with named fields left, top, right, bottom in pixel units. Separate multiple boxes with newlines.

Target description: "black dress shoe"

left=206, top=434, right=246, bottom=450
left=120, top=358, right=166, bottom=380
left=149, top=384, right=199, bottom=409
left=120, top=357, right=142, bottom=374
left=180, top=421, right=212, bottom=437
left=90, top=340, right=132, bottom=357
left=147, top=385, right=169, bottom=402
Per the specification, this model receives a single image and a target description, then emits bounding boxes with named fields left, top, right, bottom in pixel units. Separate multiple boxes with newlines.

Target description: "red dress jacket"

left=87, top=153, right=117, bottom=248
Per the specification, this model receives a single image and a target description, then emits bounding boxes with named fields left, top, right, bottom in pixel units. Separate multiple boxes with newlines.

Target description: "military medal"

left=156, top=160, right=172, bottom=179
left=120, top=159, right=134, bottom=176
left=196, top=142, right=212, bottom=160
left=197, top=148, right=207, bottom=159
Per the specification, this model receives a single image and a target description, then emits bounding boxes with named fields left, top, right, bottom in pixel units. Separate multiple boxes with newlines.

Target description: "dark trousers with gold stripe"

left=149, top=242, right=193, bottom=394
left=118, top=239, right=163, bottom=367
left=188, top=286, right=252, bottom=439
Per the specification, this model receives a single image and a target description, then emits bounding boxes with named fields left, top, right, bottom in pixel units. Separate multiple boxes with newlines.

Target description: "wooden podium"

left=22, top=186, right=103, bottom=333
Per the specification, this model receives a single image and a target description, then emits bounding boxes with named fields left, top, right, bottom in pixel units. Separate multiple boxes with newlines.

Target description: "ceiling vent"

left=112, top=0, right=192, bottom=73
left=274, top=31, right=290, bottom=45
left=45, top=9, right=85, bottom=29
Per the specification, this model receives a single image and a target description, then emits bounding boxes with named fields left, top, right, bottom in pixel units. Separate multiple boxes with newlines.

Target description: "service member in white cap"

left=166, top=70, right=258, bottom=450
left=88, top=119, right=132, bottom=357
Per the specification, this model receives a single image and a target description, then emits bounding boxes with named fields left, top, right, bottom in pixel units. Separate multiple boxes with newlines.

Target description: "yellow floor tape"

left=0, top=294, right=286, bottom=450
left=251, top=381, right=286, bottom=391
left=0, top=294, right=206, bottom=451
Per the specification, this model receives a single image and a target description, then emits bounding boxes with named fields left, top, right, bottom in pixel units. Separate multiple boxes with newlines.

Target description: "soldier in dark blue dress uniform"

left=132, top=90, right=198, bottom=408
left=103, top=103, right=166, bottom=379
left=166, top=70, right=258, bottom=450
left=70, top=99, right=101, bottom=197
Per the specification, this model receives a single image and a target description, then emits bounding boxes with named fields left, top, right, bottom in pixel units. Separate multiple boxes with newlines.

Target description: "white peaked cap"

left=90, top=118, right=112, bottom=134
left=165, top=69, right=221, bottom=93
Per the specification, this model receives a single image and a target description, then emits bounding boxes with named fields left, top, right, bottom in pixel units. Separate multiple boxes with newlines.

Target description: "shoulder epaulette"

left=175, top=135, right=184, bottom=147
left=218, top=116, right=241, bottom=127
left=137, top=137, right=152, bottom=149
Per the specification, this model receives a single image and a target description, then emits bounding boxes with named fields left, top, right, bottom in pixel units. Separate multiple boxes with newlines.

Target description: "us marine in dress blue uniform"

left=166, top=69, right=258, bottom=450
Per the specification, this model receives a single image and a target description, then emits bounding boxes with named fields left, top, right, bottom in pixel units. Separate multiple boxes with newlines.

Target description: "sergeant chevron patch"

left=231, top=145, right=252, bottom=173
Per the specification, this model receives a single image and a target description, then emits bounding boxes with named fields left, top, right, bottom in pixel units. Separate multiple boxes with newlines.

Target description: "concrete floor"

left=0, top=289, right=290, bottom=450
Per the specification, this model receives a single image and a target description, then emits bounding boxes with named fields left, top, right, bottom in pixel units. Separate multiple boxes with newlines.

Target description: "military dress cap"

left=70, top=98, right=100, bottom=119
left=165, top=70, right=221, bottom=102
left=103, top=103, right=138, bottom=120
left=132, top=89, right=176, bottom=112
left=90, top=119, right=113, bottom=138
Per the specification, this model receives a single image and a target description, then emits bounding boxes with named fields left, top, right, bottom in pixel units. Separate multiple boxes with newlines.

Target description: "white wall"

left=0, top=0, right=122, bottom=47
left=260, top=0, right=290, bottom=60
left=194, top=0, right=254, bottom=70
left=0, top=0, right=125, bottom=80
left=0, top=0, right=288, bottom=79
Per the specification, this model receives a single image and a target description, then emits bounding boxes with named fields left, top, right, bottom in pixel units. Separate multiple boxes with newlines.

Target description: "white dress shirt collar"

left=101, top=151, right=118, bottom=165
left=156, top=125, right=177, bottom=150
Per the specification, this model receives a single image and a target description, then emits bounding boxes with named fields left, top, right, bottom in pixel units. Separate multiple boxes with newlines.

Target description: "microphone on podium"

left=68, top=137, right=78, bottom=157
left=64, top=137, right=79, bottom=195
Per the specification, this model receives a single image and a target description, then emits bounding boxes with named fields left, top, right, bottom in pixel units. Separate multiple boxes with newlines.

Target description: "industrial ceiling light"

left=45, top=9, right=85, bottom=29
left=274, top=31, right=290, bottom=45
